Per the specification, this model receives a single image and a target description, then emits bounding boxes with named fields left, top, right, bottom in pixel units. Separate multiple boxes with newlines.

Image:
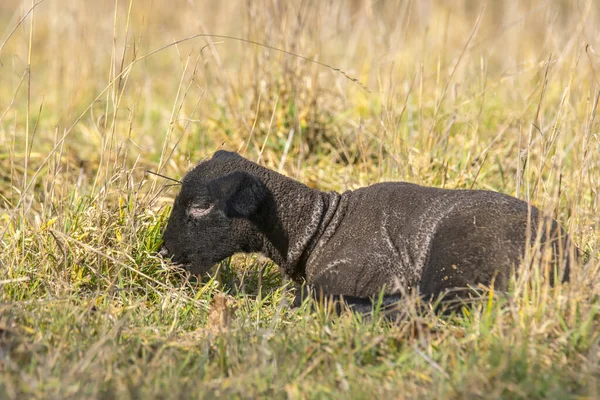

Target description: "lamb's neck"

left=250, top=169, right=340, bottom=280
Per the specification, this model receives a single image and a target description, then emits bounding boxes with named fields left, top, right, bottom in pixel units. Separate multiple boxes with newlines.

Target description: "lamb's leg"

left=291, top=283, right=403, bottom=318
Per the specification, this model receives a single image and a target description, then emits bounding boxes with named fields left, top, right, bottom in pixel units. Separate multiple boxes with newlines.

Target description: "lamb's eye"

left=187, top=203, right=214, bottom=220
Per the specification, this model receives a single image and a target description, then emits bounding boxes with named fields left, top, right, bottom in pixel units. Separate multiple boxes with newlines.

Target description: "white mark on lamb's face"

left=187, top=203, right=214, bottom=219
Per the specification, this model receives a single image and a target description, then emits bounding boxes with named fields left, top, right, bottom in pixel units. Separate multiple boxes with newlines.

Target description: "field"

left=1, top=0, right=600, bottom=398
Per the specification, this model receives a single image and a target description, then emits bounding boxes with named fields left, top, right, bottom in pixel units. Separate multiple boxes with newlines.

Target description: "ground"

left=1, top=0, right=599, bottom=398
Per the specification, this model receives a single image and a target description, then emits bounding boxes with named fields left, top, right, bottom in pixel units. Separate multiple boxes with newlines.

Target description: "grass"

left=1, top=0, right=600, bottom=398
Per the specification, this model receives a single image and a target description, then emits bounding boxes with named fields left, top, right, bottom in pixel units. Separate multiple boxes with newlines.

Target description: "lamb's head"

left=160, top=153, right=268, bottom=274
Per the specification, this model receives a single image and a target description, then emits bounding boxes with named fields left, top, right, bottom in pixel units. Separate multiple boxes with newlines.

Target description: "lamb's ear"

left=207, top=172, right=267, bottom=218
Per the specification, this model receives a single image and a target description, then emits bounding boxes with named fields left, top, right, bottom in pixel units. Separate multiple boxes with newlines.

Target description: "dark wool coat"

left=161, top=151, right=573, bottom=302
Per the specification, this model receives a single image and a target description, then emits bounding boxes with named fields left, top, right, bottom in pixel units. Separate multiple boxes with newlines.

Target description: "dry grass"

left=1, top=0, right=600, bottom=398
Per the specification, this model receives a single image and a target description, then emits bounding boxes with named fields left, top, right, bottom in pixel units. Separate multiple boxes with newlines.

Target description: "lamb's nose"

left=159, top=244, right=170, bottom=258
